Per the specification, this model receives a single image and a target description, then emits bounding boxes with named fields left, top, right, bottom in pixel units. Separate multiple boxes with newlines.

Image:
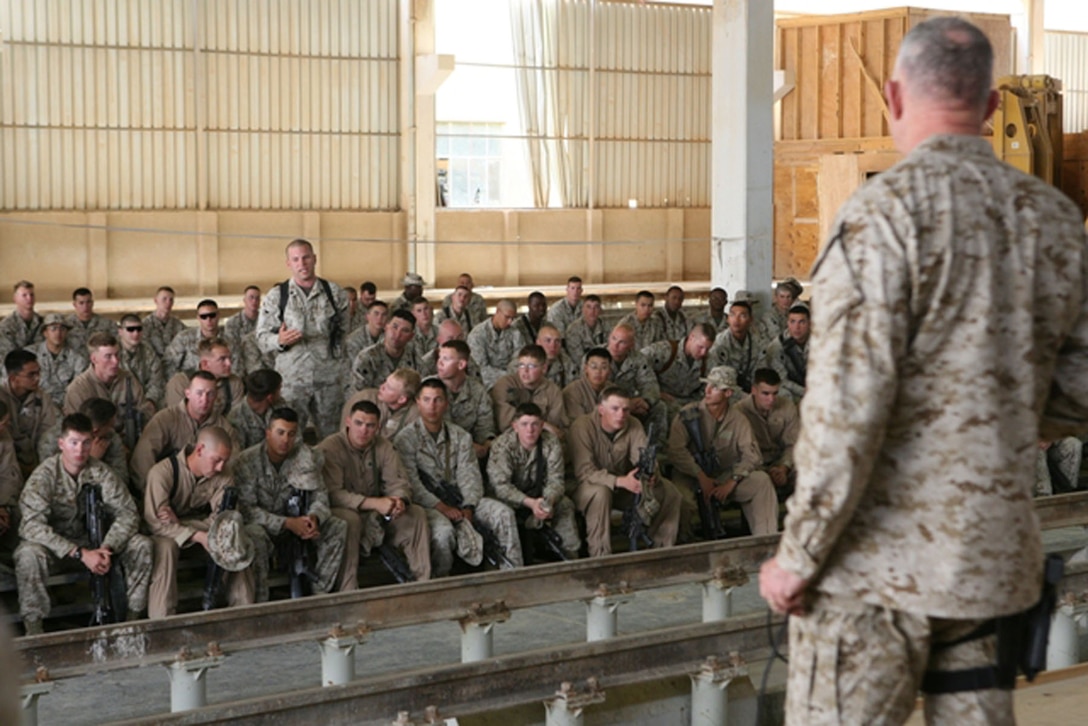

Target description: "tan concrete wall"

left=0, top=208, right=710, bottom=305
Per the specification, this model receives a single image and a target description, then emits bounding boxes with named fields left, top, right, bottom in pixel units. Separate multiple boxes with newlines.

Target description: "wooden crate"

left=777, top=7, right=1014, bottom=141
left=1061, top=132, right=1088, bottom=220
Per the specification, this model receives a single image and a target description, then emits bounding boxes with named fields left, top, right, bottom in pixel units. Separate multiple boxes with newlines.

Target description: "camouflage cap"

left=730, top=290, right=757, bottom=310
left=454, top=519, right=483, bottom=567
left=42, top=313, right=71, bottom=329
left=788, top=300, right=810, bottom=316
left=207, top=510, right=256, bottom=572
left=402, top=272, right=426, bottom=287
left=777, top=277, right=804, bottom=298
left=701, top=365, right=739, bottom=391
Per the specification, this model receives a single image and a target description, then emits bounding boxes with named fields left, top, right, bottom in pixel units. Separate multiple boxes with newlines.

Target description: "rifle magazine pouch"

left=455, top=520, right=484, bottom=567
left=637, top=490, right=660, bottom=524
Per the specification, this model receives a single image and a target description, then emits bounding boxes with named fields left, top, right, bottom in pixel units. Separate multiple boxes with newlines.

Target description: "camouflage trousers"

left=148, top=535, right=255, bottom=618
left=1034, top=437, right=1084, bottom=497
left=278, top=361, right=346, bottom=441
left=333, top=505, right=433, bottom=586
left=787, top=593, right=1013, bottom=726
left=14, top=535, right=153, bottom=621
left=573, top=476, right=682, bottom=557
left=519, top=495, right=581, bottom=560
left=425, top=497, right=523, bottom=577
left=246, top=517, right=348, bottom=602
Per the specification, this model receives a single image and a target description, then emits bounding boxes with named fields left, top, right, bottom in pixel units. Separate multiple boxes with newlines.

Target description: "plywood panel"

left=600, top=209, right=668, bottom=284
left=434, top=210, right=508, bottom=288
left=106, top=212, right=202, bottom=298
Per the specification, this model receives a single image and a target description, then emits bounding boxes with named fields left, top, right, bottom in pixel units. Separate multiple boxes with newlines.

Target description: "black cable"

left=754, top=608, right=790, bottom=726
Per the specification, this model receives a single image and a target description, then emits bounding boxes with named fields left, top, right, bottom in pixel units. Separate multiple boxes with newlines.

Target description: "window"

left=437, top=122, right=505, bottom=207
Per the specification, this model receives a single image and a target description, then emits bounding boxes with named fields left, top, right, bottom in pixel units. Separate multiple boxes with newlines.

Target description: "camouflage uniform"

left=466, top=320, right=522, bottom=390
left=0, top=432, right=24, bottom=560
left=234, top=442, right=348, bottom=601
left=419, top=348, right=481, bottom=381
left=63, top=369, right=153, bottom=452
left=546, top=299, right=581, bottom=336
left=764, top=331, right=807, bottom=401
left=341, top=389, right=420, bottom=441
left=351, top=342, right=420, bottom=393
left=564, top=318, right=607, bottom=364
left=654, top=308, right=689, bottom=342
left=441, top=292, right=487, bottom=327
left=487, top=428, right=580, bottom=559
left=434, top=304, right=477, bottom=335
left=666, top=400, right=778, bottom=537
left=690, top=310, right=726, bottom=333
left=256, top=278, right=350, bottom=439
left=163, top=372, right=245, bottom=418
left=221, top=312, right=257, bottom=357
left=776, top=134, right=1088, bottom=724
left=317, top=431, right=432, bottom=583
left=707, top=329, right=766, bottom=393
left=509, top=351, right=579, bottom=390
left=756, top=306, right=788, bottom=345
left=510, top=315, right=543, bottom=350
left=228, top=401, right=273, bottom=450
left=0, top=311, right=44, bottom=351
left=15, top=456, right=151, bottom=621
left=64, top=314, right=116, bottom=354
left=130, top=402, right=238, bottom=491
left=490, top=374, right=564, bottom=433
left=444, top=377, right=495, bottom=446
left=568, top=410, right=681, bottom=557
left=222, top=313, right=272, bottom=376
left=143, top=452, right=254, bottom=617
left=1034, top=437, right=1084, bottom=496
left=394, top=419, right=522, bottom=576
left=617, top=313, right=666, bottom=350
left=164, top=326, right=220, bottom=379
left=412, top=325, right=437, bottom=362
left=610, top=350, right=667, bottom=444
left=345, top=326, right=383, bottom=368
left=0, top=383, right=58, bottom=478
left=28, top=342, right=87, bottom=409
left=38, top=423, right=129, bottom=490
left=141, top=313, right=186, bottom=358
left=641, top=338, right=708, bottom=419
left=120, top=341, right=165, bottom=408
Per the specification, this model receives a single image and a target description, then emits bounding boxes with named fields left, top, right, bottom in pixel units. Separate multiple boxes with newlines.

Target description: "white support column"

left=690, top=654, right=749, bottom=726
left=20, top=681, right=53, bottom=726
left=457, top=601, right=510, bottom=663
left=165, top=649, right=224, bottom=713
left=318, top=624, right=370, bottom=687
left=702, top=566, right=749, bottom=623
left=584, top=585, right=633, bottom=642
left=1047, top=601, right=1079, bottom=670
left=711, top=0, right=774, bottom=304
left=1015, top=0, right=1046, bottom=75
left=543, top=679, right=606, bottom=726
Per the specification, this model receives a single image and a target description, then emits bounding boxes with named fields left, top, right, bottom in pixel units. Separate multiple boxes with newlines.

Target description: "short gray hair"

left=896, top=17, right=993, bottom=110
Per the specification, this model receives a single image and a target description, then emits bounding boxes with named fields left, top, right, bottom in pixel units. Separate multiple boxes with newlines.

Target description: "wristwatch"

left=70, top=546, right=83, bottom=560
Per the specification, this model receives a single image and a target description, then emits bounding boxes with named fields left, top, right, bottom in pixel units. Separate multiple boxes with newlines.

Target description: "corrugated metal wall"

left=1046, top=31, right=1088, bottom=134
left=0, top=0, right=399, bottom=211
left=592, top=1, right=711, bottom=208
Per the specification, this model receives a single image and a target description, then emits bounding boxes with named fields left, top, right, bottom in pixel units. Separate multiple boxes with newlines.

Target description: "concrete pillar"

left=585, top=590, right=633, bottom=642
left=1015, top=0, right=1046, bottom=75
left=711, top=0, right=774, bottom=303
left=690, top=655, right=749, bottom=726
left=1047, top=602, right=1079, bottom=670
left=20, top=681, right=53, bottom=726
left=319, top=628, right=369, bottom=686
left=165, top=652, right=223, bottom=712
left=703, top=566, right=750, bottom=623
left=458, top=602, right=510, bottom=663
left=544, top=680, right=606, bottom=726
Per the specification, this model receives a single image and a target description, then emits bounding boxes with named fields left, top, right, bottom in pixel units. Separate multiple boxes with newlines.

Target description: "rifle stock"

left=625, top=423, right=657, bottom=552
left=284, top=487, right=318, bottom=599
left=82, top=484, right=126, bottom=625
left=680, top=410, right=727, bottom=540
left=419, top=470, right=513, bottom=568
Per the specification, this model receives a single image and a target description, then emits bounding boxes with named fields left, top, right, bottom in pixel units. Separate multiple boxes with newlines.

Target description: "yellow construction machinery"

left=990, top=74, right=1064, bottom=186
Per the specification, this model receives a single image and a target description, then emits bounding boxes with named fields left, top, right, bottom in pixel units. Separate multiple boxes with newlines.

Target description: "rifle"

left=679, top=408, right=727, bottom=540
left=81, top=483, right=127, bottom=625
left=284, top=486, right=319, bottom=599
left=418, top=469, right=514, bottom=569
left=121, top=376, right=143, bottom=452
left=624, top=423, right=657, bottom=552
left=202, top=485, right=239, bottom=611
left=377, top=541, right=415, bottom=583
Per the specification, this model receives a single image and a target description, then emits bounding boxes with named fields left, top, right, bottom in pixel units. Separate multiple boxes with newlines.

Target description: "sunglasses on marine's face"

left=124, top=326, right=143, bottom=333
left=199, top=312, right=218, bottom=320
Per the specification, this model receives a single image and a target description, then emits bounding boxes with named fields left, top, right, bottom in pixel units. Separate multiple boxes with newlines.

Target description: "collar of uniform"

left=912, top=134, right=995, bottom=162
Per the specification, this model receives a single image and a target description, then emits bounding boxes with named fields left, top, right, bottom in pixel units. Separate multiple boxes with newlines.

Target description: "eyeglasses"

left=124, top=326, right=143, bottom=332
left=516, top=363, right=541, bottom=370
left=198, top=312, right=218, bottom=320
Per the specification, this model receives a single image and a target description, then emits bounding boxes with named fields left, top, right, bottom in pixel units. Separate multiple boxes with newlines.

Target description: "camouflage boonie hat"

left=42, top=313, right=71, bottom=329
left=730, top=290, right=757, bottom=310
left=359, top=510, right=386, bottom=557
left=454, top=520, right=483, bottom=567
left=701, top=366, right=739, bottom=391
left=207, top=510, right=256, bottom=572
left=402, top=272, right=426, bottom=287
left=777, top=277, right=804, bottom=299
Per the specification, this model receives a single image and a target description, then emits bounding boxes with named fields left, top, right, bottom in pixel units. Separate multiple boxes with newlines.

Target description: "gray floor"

left=32, top=525, right=1088, bottom=725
